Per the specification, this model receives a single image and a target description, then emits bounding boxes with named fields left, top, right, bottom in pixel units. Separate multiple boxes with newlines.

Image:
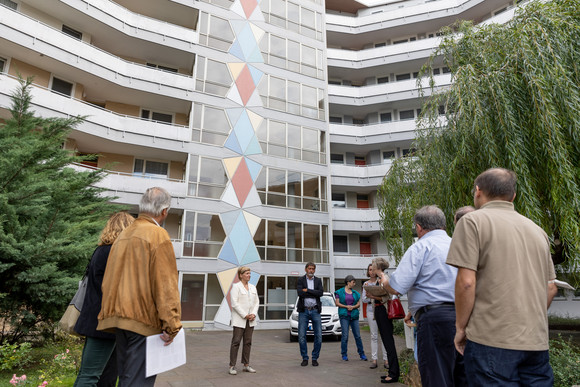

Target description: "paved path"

left=156, top=328, right=408, bottom=387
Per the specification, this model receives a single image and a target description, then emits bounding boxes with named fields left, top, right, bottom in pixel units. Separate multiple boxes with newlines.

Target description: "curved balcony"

left=333, top=253, right=396, bottom=270
left=0, top=9, right=195, bottom=99
left=330, top=163, right=390, bottom=187
left=30, top=0, right=198, bottom=52
left=329, top=119, right=417, bottom=146
left=328, top=74, right=451, bottom=106
left=332, top=207, right=380, bottom=232
left=327, top=37, right=439, bottom=70
left=326, top=0, right=504, bottom=35
left=0, top=74, right=191, bottom=154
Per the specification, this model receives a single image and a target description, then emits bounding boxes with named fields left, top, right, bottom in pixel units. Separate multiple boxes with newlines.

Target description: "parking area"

left=156, top=328, right=407, bottom=386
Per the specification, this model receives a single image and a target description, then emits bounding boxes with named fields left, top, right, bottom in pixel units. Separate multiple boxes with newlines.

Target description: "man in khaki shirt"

left=446, top=168, right=558, bottom=386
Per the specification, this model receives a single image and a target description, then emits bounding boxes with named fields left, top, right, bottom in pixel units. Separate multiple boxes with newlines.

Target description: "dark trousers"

left=416, top=305, right=467, bottom=387
left=375, top=304, right=400, bottom=380
left=230, top=320, right=254, bottom=367
left=115, top=329, right=156, bottom=387
left=74, top=337, right=116, bottom=387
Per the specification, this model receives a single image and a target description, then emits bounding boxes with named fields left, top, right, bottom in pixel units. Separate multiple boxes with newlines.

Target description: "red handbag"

left=387, top=296, right=405, bottom=319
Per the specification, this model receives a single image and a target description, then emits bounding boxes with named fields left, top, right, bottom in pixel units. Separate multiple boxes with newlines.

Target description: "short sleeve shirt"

left=446, top=201, right=556, bottom=351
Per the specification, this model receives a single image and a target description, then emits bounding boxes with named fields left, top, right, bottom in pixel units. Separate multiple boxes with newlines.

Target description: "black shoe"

left=312, top=360, right=319, bottom=366
left=301, top=360, right=308, bottom=366
left=381, top=377, right=398, bottom=384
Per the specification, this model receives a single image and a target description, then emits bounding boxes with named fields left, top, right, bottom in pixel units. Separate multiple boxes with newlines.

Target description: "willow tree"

left=377, top=0, right=580, bottom=281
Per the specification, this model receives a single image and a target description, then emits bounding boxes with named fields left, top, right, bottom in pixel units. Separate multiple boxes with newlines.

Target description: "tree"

left=0, top=78, right=117, bottom=343
left=377, top=0, right=580, bottom=282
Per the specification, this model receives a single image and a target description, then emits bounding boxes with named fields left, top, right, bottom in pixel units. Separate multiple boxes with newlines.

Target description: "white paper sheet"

left=146, top=328, right=186, bottom=377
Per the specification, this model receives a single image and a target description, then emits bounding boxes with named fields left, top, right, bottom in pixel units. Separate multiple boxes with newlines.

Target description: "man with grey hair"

left=380, top=205, right=465, bottom=386
left=99, top=187, right=182, bottom=386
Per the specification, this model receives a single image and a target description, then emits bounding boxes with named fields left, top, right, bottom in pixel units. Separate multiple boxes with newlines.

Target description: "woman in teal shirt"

left=335, top=275, right=367, bottom=361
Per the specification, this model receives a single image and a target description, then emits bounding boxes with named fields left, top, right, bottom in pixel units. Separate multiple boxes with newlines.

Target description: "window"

left=380, top=112, right=392, bottom=122
left=439, top=105, right=446, bottom=115
left=141, top=109, right=173, bottom=124
left=402, top=148, right=416, bottom=157
left=352, top=118, right=365, bottom=125
left=375, top=42, right=386, bottom=47
left=354, top=156, right=366, bottom=166
left=50, top=77, right=73, bottom=96
left=330, top=154, right=344, bottom=164
left=333, top=235, right=348, bottom=253
left=393, top=38, right=408, bottom=45
left=399, top=110, right=415, bottom=120
left=0, top=0, right=17, bottom=10
left=182, top=212, right=225, bottom=257
left=187, top=156, right=228, bottom=199
left=256, top=168, right=327, bottom=211
left=329, top=116, right=342, bottom=123
left=433, top=68, right=441, bottom=75
left=255, top=220, right=328, bottom=263
left=377, top=76, right=389, bottom=84
left=146, top=63, right=178, bottom=73
left=133, top=159, right=169, bottom=178
left=0, top=57, right=6, bottom=72
left=62, top=25, right=82, bottom=40
left=396, top=73, right=411, bottom=81
left=442, top=67, right=451, bottom=74
left=331, top=192, right=345, bottom=208
left=383, top=150, right=395, bottom=161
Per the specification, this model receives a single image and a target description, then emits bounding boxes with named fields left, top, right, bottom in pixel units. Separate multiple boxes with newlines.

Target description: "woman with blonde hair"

left=229, top=266, right=259, bottom=375
left=74, top=212, right=135, bottom=387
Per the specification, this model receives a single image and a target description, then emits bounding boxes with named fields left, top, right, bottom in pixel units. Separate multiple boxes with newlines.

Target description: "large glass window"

left=198, top=13, right=234, bottom=51
left=187, top=156, right=227, bottom=199
left=133, top=159, right=169, bottom=178
left=182, top=211, right=225, bottom=258
left=181, top=274, right=205, bottom=321
left=192, top=103, right=232, bottom=145
left=51, top=77, right=73, bottom=96
left=257, top=119, right=326, bottom=164
left=256, top=168, right=327, bottom=211
left=261, top=34, right=325, bottom=79
left=261, top=0, right=323, bottom=40
left=254, top=220, right=329, bottom=263
left=195, top=57, right=232, bottom=97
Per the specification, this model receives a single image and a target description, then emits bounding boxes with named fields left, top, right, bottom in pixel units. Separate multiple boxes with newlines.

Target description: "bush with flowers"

left=36, top=349, right=77, bottom=386
left=0, top=343, right=32, bottom=372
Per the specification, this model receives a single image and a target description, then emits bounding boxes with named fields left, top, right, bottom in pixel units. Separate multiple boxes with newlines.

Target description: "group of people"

left=73, top=167, right=559, bottom=387
left=296, top=168, right=558, bottom=386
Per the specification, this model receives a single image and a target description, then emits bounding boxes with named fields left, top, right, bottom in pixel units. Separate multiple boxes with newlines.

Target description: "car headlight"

left=291, top=313, right=299, bottom=321
left=332, top=313, right=339, bottom=322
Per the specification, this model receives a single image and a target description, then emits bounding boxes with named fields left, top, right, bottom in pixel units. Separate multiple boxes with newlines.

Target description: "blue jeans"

left=298, top=309, right=322, bottom=360
left=464, top=340, right=553, bottom=386
left=340, top=317, right=365, bottom=357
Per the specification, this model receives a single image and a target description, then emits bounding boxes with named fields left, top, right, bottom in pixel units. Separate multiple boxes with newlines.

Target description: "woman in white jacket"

left=229, top=266, right=259, bottom=375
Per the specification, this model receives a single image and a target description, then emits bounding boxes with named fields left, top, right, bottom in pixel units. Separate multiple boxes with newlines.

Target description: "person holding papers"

left=98, top=187, right=182, bottom=387
left=229, top=266, right=259, bottom=375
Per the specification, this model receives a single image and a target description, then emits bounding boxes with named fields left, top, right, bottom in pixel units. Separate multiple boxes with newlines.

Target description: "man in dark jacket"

left=296, top=262, right=323, bottom=367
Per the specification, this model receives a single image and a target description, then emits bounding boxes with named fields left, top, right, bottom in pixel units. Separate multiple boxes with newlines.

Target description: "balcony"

left=0, top=9, right=195, bottom=99
left=330, top=163, right=391, bottom=187
left=328, top=74, right=451, bottom=106
left=327, top=37, right=440, bottom=69
left=0, top=74, right=191, bottom=150
left=332, top=207, right=380, bottom=232
left=329, top=119, right=417, bottom=145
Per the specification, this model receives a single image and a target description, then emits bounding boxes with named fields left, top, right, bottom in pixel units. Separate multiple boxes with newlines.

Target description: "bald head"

left=474, top=168, right=516, bottom=204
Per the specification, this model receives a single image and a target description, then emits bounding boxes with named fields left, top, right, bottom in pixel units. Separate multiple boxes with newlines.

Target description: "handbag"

left=58, top=271, right=88, bottom=336
left=387, top=296, right=405, bottom=319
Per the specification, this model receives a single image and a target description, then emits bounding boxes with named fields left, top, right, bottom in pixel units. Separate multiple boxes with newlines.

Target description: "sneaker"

left=243, top=365, right=256, bottom=373
left=301, top=359, right=308, bottom=366
left=342, top=355, right=348, bottom=361
left=312, top=359, right=319, bottom=366
left=360, top=354, right=368, bottom=361
left=228, top=367, right=237, bottom=375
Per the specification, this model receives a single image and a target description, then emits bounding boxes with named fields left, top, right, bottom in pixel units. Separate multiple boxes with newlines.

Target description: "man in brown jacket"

left=98, top=187, right=182, bottom=386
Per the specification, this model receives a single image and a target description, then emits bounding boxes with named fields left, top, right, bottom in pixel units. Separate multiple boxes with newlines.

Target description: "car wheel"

left=289, top=332, right=298, bottom=342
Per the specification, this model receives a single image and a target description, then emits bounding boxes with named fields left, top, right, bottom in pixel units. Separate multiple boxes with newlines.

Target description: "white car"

left=289, top=292, right=341, bottom=341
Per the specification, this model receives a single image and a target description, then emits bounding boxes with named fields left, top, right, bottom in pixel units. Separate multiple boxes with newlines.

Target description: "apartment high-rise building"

left=2, top=0, right=573, bottom=329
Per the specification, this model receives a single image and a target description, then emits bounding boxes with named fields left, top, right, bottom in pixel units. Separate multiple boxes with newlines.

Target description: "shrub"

left=550, top=335, right=580, bottom=387
left=392, top=319, right=405, bottom=337
left=0, top=342, right=32, bottom=371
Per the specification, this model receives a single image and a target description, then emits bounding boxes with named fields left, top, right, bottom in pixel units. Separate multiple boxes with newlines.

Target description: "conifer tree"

left=378, top=0, right=580, bottom=282
left=0, top=78, right=116, bottom=342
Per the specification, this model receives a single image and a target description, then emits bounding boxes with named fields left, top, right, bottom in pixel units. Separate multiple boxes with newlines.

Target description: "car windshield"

left=321, top=295, right=335, bottom=307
